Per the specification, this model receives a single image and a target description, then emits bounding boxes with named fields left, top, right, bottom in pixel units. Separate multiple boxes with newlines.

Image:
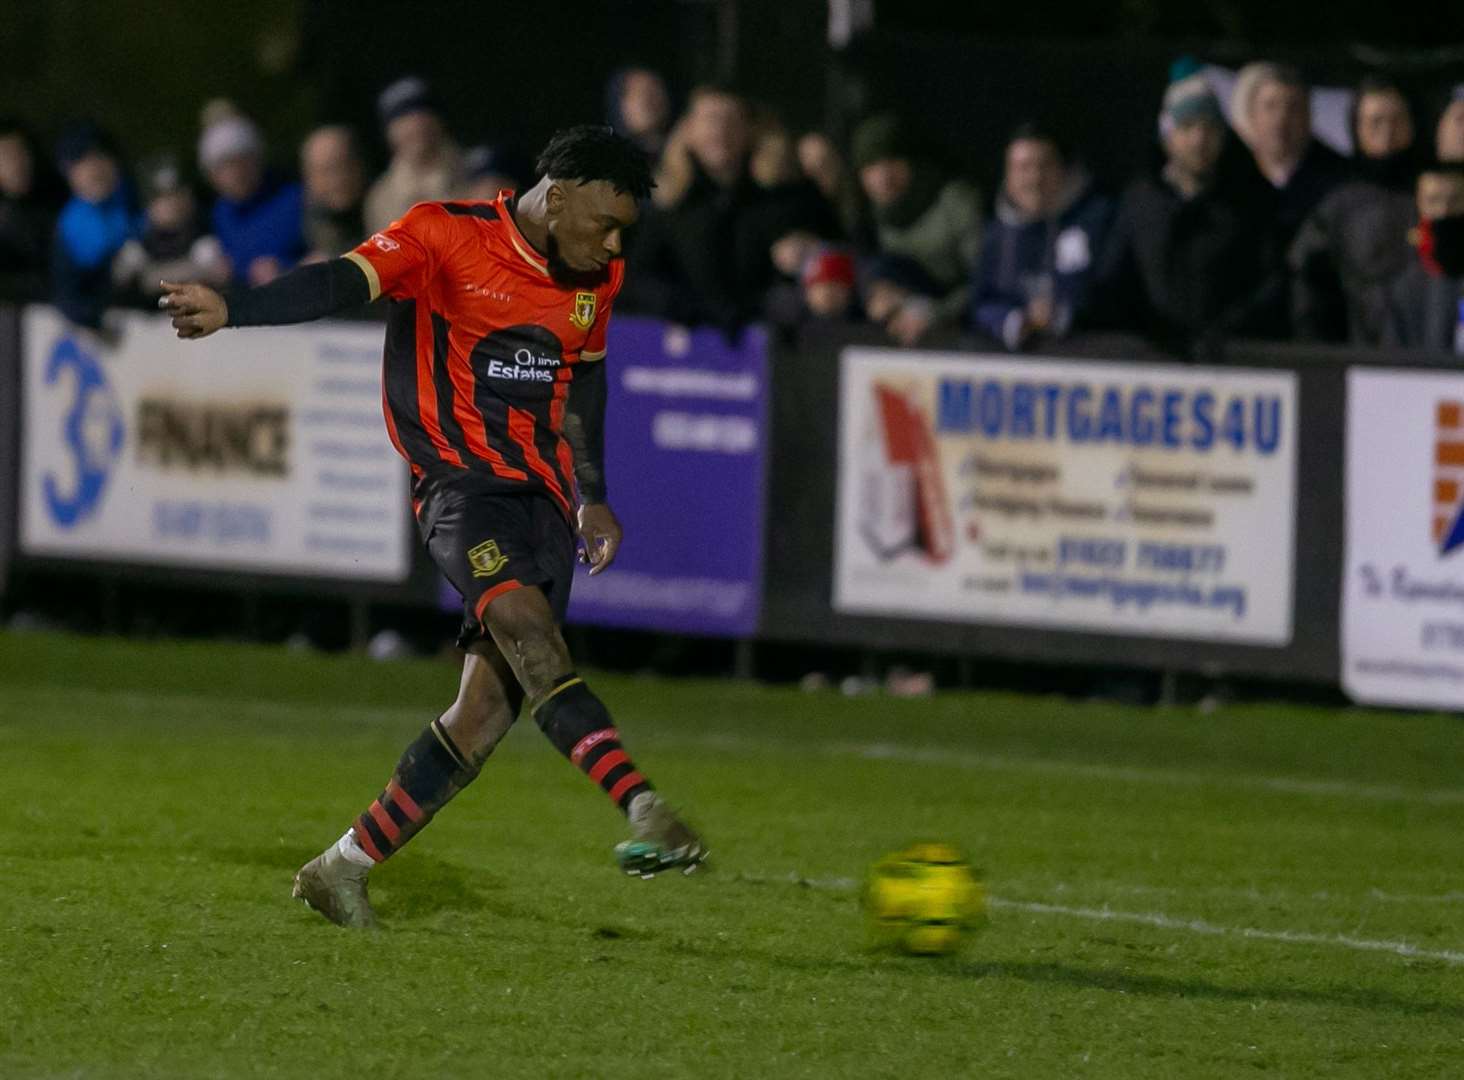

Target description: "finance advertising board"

left=20, top=307, right=410, bottom=581
left=834, top=348, right=1297, bottom=643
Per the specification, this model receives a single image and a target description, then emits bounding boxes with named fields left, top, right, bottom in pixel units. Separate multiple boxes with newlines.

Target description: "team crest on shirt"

left=467, top=539, right=508, bottom=578
left=571, top=291, right=596, bottom=329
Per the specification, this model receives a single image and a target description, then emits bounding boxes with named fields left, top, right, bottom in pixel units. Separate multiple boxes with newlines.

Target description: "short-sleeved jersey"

left=346, top=192, right=623, bottom=519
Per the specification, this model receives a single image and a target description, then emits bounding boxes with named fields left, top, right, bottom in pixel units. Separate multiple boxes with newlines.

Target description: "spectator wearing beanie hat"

left=852, top=112, right=982, bottom=345
left=200, top=108, right=304, bottom=285
left=1089, top=72, right=1284, bottom=350
left=112, top=153, right=229, bottom=301
left=461, top=143, right=530, bottom=201
left=803, top=246, right=860, bottom=322
left=765, top=244, right=860, bottom=328
left=51, top=121, right=140, bottom=328
left=363, top=76, right=465, bottom=233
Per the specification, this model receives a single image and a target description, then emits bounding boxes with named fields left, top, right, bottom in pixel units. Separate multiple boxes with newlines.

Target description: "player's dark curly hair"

left=536, top=124, right=655, bottom=199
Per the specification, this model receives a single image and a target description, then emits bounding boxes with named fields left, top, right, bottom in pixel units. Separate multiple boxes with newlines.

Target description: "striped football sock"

left=532, top=673, right=652, bottom=813
left=350, top=718, right=479, bottom=863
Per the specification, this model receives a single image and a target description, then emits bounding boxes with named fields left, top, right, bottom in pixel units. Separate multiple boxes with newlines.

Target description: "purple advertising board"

left=439, top=317, right=767, bottom=637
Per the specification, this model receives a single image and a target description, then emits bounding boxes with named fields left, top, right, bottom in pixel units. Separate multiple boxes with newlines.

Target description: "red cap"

left=801, top=248, right=856, bottom=289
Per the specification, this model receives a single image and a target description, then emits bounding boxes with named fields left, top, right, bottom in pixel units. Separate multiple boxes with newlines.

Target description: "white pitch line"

left=12, top=686, right=1464, bottom=807
left=733, top=872, right=1464, bottom=967
left=990, top=898, right=1464, bottom=966
left=666, top=732, right=1464, bottom=807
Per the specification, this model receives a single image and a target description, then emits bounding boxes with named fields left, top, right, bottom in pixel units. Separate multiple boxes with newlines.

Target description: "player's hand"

left=577, top=502, right=622, bottom=576
left=158, top=280, right=228, bottom=339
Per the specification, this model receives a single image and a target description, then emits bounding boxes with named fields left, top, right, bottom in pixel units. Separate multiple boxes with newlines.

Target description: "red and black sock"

left=533, top=674, right=652, bottom=813
left=351, top=718, right=479, bottom=863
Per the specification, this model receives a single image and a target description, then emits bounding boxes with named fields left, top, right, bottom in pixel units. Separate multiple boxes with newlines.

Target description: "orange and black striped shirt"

left=346, top=192, right=623, bottom=519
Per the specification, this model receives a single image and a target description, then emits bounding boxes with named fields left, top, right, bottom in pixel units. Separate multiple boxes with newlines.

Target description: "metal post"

left=350, top=599, right=370, bottom=653
left=733, top=638, right=755, bottom=680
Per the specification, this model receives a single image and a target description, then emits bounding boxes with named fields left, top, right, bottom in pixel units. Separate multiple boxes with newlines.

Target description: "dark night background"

left=3, top=0, right=1460, bottom=201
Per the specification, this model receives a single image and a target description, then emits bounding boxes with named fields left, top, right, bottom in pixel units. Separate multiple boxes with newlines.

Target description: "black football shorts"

left=415, top=475, right=577, bottom=649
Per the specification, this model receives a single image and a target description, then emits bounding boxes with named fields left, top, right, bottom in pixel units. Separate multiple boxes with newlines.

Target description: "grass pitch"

left=1, top=631, right=1462, bottom=1078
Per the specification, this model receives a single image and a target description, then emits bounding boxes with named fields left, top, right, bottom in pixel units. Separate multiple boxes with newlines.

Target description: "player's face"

left=546, top=180, right=639, bottom=278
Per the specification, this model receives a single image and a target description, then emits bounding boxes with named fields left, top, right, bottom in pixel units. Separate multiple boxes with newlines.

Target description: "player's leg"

left=292, top=641, right=523, bottom=928
left=481, top=583, right=705, bottom=877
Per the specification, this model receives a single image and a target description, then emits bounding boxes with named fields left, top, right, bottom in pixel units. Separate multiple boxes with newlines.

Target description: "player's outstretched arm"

left=159, top=257, right=373, bottom=340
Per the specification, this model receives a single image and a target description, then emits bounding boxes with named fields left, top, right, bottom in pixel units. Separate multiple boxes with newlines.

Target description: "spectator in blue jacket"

left=969, top=123, right=1114, bottom=350
left=199, top=108, right=303, bottom=285
left=51, top=122, right=140, bottom=328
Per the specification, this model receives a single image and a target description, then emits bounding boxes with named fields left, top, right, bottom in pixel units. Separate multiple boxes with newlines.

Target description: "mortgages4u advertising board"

left=834, top=348, right=1297, bottom=644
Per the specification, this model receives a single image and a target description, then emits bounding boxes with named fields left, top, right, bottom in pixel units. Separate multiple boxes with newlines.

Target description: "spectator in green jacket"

left=851, top=113, right=983, bottom=346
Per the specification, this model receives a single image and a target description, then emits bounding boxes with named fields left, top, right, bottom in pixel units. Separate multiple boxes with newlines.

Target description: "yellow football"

left=864, top=842, right=987, bottom=956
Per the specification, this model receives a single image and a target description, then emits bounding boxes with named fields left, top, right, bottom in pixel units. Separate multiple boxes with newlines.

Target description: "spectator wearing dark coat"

left=1230, top=62, right=1350, bottom=248
left=0, top=117, right=59, bottom=299
left=300, top=125, right=366, bottom=261
left=605, top=67, right=673, bottom=161
left=969, top=124, right=1114, bottom=350
left=1089, top=76, right=1284, bottom=350
left=460, top=144, right=530, bottom=202
left=51, top=122, right=140, bottom=329
left=1289, top=75, right=1419, bottom=344
left=111, top=154, right=229, bottom=302
left=199, top=110, right=304, bottom=285
left=621, top=85, right=837, bottom=330
left=1384, top=161, right=1464, bottom=353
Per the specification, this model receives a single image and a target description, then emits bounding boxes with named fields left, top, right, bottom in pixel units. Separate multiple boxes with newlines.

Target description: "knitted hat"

left=378, top=76, right=439, bottom=128
left=139, top=154, right=186, bottom=201
left=55, top=121, right=119, bottom=171
left=1162, top=73, right=1223, bottom=129
left=801, top=247, right=856, bottom=289
left=198, top=116, right=263, bottom=171
left=463, top=143, right=529, bottom=186
left=851, top=113, right=913, bottom=169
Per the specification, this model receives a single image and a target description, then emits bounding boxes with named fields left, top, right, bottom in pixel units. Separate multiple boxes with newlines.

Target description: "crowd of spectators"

left=3, top=61, right=1464, bottom=355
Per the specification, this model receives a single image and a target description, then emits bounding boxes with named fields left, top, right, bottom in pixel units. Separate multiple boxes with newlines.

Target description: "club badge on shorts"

left=571, top=291, right=596, bottom=330
left=467, top=539, right=508, bottom=578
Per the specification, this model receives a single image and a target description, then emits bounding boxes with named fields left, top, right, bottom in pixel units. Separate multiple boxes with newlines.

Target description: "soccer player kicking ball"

left=161, top=126, right=705, bottom=928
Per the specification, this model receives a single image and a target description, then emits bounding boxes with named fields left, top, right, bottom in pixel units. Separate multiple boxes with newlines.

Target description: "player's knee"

left=439, top=656, right=520, bottom=765
left=482, top=589, right=571, bottom=698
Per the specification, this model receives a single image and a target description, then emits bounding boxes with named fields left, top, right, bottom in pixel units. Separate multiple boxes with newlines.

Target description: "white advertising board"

left=1343, top=368, right=1464, bottom=708
left=21, top=306, right=409, bottom=581
left=834, top=348, right=1297, bottom=643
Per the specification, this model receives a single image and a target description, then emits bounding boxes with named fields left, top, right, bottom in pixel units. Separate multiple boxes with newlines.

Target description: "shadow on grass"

left=209, top=843, right=320, bottom=871
left=947, top=958, right=1464, bottom=1021
left=370, top=856, right=507, bottom=921
left=718, top=945, right=1464, bottom=1022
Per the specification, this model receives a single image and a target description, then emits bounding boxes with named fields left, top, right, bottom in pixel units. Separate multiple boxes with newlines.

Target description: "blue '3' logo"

left=43, top=336, right=124, bottom=529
